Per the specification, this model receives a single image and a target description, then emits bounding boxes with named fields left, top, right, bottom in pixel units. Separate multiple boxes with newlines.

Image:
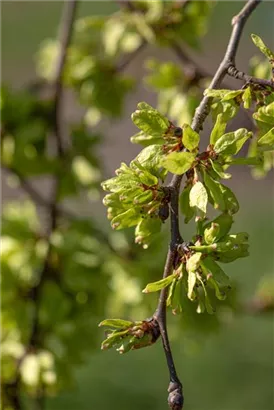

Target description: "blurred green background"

left=2, top=2, right=273, bottom=410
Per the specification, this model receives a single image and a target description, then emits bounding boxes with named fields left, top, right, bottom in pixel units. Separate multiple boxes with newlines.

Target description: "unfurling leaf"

left=203, top=213, right=233, bottom=242
left=204, top=223, right=220, bottom=245
left=186, top=252, right=202, bottom=273
left=251, top=34, right=274, bottom=60
left=257, top=127, right=274, bottom=151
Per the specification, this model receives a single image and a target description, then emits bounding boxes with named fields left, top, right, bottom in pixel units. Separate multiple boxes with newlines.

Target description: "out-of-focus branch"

left=4, top=3, right=79, bottom=410
left=172, top=41, right=211, bottom=84
left=116, top=40, right=147, bottom=72
left=29, top=0, right=79, bottom=343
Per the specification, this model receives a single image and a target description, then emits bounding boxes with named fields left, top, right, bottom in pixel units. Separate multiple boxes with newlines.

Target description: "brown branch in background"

left=29, top=0, right=79, bottom=349
left=172, top=41, right=211, bottom=84
left=51, top=0, right=78, bottom=157
left=3, top=2, right=79, bottom=410
left=116, top=40, right=147, bottom=72
left=153, top=1, right=262, bottom=409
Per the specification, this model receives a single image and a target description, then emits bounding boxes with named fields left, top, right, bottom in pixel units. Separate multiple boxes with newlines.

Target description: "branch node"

left=168, top=381, right=184, bottom=410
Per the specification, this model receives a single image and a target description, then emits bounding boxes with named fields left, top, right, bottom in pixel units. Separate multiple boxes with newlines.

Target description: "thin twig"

left=154, top=1, right=262, bottom=409
left=51, top=0, right=78, bottom=157
left=227, top=65, right=274, bottom=89
left=116, top=40, right=147, bottom=72
left=1, top=165, right=78, bottom=219
left=172, top=41, right=211, bottom=83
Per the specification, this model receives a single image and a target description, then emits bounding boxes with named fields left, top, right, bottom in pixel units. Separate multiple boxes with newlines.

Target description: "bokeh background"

left=2, top=1, right=274, bottom=410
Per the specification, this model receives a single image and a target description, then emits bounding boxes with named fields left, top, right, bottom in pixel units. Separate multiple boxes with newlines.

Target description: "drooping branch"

left=154, top=1, right=262, bottom=409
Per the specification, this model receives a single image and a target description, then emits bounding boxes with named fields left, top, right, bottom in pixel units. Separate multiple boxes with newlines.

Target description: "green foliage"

left=251, top=34, right=274, bottom=60
left=2, top=1, right=274, bottom=408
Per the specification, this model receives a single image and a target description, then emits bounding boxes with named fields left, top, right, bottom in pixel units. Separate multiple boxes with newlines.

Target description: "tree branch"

left=227, top=65, right=274, bottom=89
left=9, top=2, right=79, bottom=409
left=172, top=41, right=211, bottom=84
left=117, top=40, right=147, bottom=72
left=154, top=1, right=262, bottom=409
left=51, top=0, right=78, bottom=157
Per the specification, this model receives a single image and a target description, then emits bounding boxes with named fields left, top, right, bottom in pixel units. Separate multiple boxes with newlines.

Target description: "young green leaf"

left=210, top=160, right=231, bottom=179
left=161, top=152, right=196, bottom=175
left=179, top=185, right=195, bottom=223
left=167, top=278, right=182, bottom=315
left=189, top=181, right=208, bottom=214
left=130, top=131, right=164, bottom=146
left=135, top=218, right=162, bottom=248
left=203, top=213, right=233, bottom=242
left=111, top=208, right=141, bottom=230
left=182, top=124, right=200, bottom=151
left=211, top=100, right=239, bottom=123
left=203, top=172, right=226, bottom=211
left=251, top=34, right=274, bottom=60
left=204, top=223, right=220, bottom=245
left=242, top=86, right=252, bottom=109
left=214, top=129, right=252, bottom=156
left=204, top=89, right=243, bottom=100
left=197, top=276, right=215, bottom=314
left=225, top=157, right=262, bottom=166
left=253, top=102, right=274, bottom=125
left=216, top=243, right=249, bottom=263
left=132, top=106, right=169, bottom=137
left=187, top=271, right=197, bottom=301
left=101, top=330, right=130, bottom=350
left=257, top=127, right=274, bottom=151
left=134, top=144, right=166, bottom=179
left=142, top=272, right=177, bottom=293
left=210, top=113, right=227, bottom=145
left=220, top=184, right=239, bottom=214
left=99, top=319, right=133, bottom=329
left=200, top=256, right=230, bottom=286
left=186, top=252, right=202, bottom=273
